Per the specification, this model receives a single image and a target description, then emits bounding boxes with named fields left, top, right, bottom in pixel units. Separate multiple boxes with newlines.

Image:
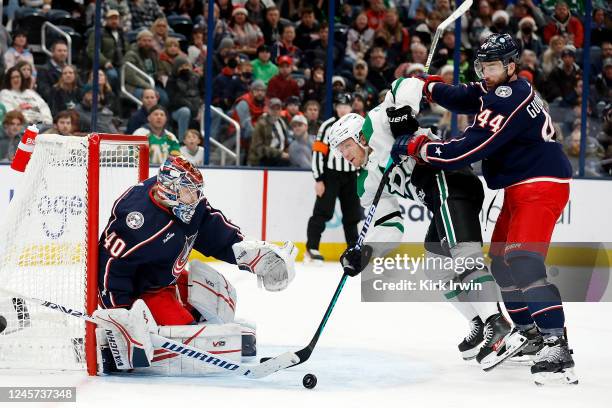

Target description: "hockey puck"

left=0, top=315, right=6, bottom=334
left=302, top=373, right=317, bottom=389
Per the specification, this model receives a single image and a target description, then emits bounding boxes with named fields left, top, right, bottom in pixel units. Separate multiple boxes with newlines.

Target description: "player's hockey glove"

left=390, top=133, right=430, bottom=165
left=414, top=74, right=444, bottom=103
left=340, top=244, right=373, bottom=277
left=386, top=105, right=419, bottom=139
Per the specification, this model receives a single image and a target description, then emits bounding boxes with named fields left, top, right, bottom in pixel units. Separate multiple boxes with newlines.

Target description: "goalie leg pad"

left=188, top=260, right=237, bottom=324
left=93, top=299, right=158, bottom=369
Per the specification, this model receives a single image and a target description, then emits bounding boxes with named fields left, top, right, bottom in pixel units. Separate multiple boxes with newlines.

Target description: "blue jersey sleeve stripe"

left=120, top=220, right=175, bottom=258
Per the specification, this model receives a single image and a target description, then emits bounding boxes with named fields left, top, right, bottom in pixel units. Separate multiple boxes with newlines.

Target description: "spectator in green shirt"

left=133, top=105, right=180, bottom=165
left=251, top=45, right=278, bottom=86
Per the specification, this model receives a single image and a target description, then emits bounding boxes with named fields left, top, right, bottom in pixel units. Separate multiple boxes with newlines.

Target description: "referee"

left=305, top=93, right=361, bottom=263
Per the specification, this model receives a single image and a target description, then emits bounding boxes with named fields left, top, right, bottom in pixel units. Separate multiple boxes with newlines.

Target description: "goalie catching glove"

left=232, top=241, right=298, bottom=291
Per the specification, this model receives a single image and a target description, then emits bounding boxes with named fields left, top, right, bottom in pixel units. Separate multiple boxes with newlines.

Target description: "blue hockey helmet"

left=475, top=33, right=521, bottom=79
left=156, top=155, right=204, bottom=224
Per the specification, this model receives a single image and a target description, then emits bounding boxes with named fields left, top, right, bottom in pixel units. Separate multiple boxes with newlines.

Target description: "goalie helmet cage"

left=0, top=133, right=149, bottom=375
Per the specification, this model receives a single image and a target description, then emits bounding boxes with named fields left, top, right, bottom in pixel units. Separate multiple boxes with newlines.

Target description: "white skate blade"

left=481, top=332, right=528, bottom=371
left=534, top=368, right=579, bottom=386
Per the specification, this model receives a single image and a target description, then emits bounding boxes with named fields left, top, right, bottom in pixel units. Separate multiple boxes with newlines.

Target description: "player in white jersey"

left=329, top=78, right=528, bottom=370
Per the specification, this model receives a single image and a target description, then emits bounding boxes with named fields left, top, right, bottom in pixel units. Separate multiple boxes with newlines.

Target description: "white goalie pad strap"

left=93, top=299, right=157, bottom=369
left=188, top=260, right=237, bottom=324
left=232, top=240, right=298, bottom=292
left=146, top=323, right=245, bottom=376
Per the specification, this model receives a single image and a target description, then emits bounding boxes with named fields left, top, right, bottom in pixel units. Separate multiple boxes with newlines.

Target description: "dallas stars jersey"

left=98, top=177, right=243, bottom=309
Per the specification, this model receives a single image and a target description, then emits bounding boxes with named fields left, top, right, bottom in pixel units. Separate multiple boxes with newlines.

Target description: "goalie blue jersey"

left=424, top=78, right=572, bottom=189
left=98, top=177, right=243, bottom=309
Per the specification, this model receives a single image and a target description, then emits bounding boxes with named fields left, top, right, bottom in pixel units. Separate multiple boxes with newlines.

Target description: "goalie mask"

left=156, top=156, right=204, bottom=224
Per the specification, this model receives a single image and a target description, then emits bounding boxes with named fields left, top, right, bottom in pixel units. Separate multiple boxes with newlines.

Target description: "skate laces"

left=466, top=318, right=483, bottom=343
left=482, top=321, right=495, bottom=347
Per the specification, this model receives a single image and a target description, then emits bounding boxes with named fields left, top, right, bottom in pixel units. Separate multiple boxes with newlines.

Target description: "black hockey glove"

left=340, top=244, right=373, bottom=277
left=386, top=105, right=419, bottom=139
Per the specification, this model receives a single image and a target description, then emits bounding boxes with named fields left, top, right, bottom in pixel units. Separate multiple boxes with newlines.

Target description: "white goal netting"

left=0, top=134, right=146, bottom=371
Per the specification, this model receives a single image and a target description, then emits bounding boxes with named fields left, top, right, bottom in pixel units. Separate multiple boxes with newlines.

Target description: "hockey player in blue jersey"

left=94, top=156, right=297, bottom=374
left=390, top=34, right=576, bottom=385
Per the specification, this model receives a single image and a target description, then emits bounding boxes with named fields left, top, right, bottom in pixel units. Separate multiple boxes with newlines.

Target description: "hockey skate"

left=303, top=248, right=325, bottom=265
left=532, top=335, right=578, bottom=386
left=458, top=316, right=484, bottom=360
left=477, top=313, right=527, bottom=371
left=509, top=326, right=544, bottom=363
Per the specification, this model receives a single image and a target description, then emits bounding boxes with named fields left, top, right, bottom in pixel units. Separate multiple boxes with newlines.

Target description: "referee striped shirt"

left=311, top=116, right=357, bottom=181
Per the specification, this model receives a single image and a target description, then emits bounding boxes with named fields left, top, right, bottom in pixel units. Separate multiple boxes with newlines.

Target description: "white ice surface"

left=0, top=262, right=609, bottom=407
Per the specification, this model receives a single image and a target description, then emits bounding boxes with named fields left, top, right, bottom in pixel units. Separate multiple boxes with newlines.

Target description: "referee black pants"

left=306, top=170, right=361, bottom=250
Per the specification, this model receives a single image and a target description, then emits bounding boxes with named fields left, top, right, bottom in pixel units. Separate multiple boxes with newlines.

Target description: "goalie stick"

left=260, top=0, right=475, bottom=369
left=0, top=287, right=296, bottom=379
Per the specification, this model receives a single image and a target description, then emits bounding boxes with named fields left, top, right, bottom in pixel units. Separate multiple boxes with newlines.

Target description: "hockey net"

left=0, top=133, right=148, bottom=374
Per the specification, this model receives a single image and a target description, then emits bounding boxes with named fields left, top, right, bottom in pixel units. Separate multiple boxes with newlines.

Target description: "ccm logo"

left=213, top=340, right=226, bottom=347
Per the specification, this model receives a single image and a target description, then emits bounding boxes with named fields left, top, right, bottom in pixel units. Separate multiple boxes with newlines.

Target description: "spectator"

left=541, top=35, right=567, bottom=76
left=3, top=29, right=35, bottom=73
left=365, top=0, right=386, bottom=30
left=151, top=17, right=170, bottom=54
left=592, top=58, right=612, bottom=106
left=217, top=0, right=233, bottom=21
left=49, top=65, right=80, bottom=116
left=305, top=22, right=346, bottom=69
left=543, top=1, right=584, bottom=48
left=591, top=8, right=611, bottom=48
left=281, top=95, right=302, bottom=125
left=166, top=57, right=204, bottom=142
left=544, top=47, right=582, bottom=104
left=88, top=69, right=119, bottom=114
left=0, top=67, right=52, bottom=126
left=288, top=114, right=311, bottom=168
left=248, top=97, right=291, bottom=166
left=43, top=111, right=74, bottom=136
left=431, top=29, right=455, bottom=70
left=126, top=88, right=159, bottom=134
left=267, top=56, right=300, bottom=103
left=133, top=105, right=180, bottom=165
left=414, top=10, right=443, bottom=46
left=159, top=37, right=186, bottom=80
left=251, top=45, right=278, bottom=86
left=74, top=84, right=118, bottom=134
left=232, top=79, right=267, bottom=141
left=591, top=41, right=612, bottom=81
left=213, top=57, right=240, bottom=109
left=469, top=1, right=493, bottom=46
left=212, top=37, right=238, bottom=76
left=303, top=99, right=321, bottom=136
left=105, top=0, right=133, bottom=32
left=367, top=47, right=394, bottom=93
left=87, top=9, right=125, bottom=92
left=15, top=60, right=36, bottom=90
left=565, top=127, right=605, bottom=176
left=0, top=110, right=24, bottom=162
left=303, top=60, right=326, bottom=104
left=180, top=128, right=204, bottom=167
left=520, top=49, right=546, bottom=91
left=228, top=7, right=264, bottom=57
left=187, top=27, right=207, bottom=76
left=295, top=7, right=320, bottom=51
left=350, top=59, right=377, bottom=109
left=490, top=10, right=512, bottom=36
left=332, top=76, right=347, bottom=95
left=434, top=0, right=452, bottom=19
left=128, top=0, right=164, bottom=31
left=351, top=92, right=367, bottom=117
left=245, top=0, right=265, bottom=26
left=123, top=30, right=169, bottom=107
left=380, top=8, right=411, bottom=66
left=261, top=5, right=285, bottom=46
left=195, top=2, right=231, bottom=48
left=35, top=41, right=68, bottom=101
left=516, top=16, right=543, bottom=57
left=274, top=25, right=303, bottom=67
left=346, top=12, right=375, bottom=64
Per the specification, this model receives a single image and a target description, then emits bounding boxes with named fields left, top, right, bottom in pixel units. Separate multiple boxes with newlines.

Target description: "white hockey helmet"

left=329, top=113, right=366, bottom=158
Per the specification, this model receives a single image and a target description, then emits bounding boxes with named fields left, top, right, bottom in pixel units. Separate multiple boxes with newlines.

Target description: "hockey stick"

left=259, top=0, right=476, bottom=371
left=424, top=0, right=473, bottom=73
left=0, top=287, right=296, bottom=379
